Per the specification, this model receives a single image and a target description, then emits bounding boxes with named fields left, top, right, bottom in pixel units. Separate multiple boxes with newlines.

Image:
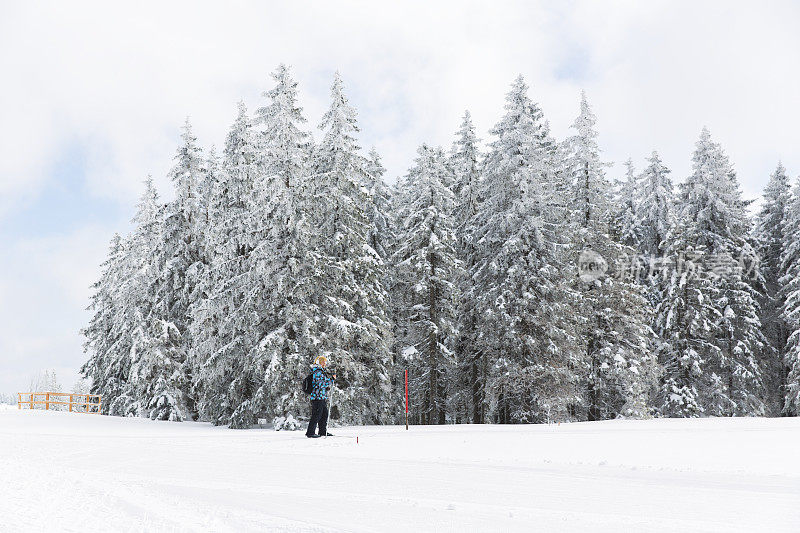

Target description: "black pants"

left=306, top=399, right=329, bottom=436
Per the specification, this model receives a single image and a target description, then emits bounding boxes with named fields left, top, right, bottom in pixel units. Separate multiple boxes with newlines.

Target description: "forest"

left=81, top=65, right=800, bottom=428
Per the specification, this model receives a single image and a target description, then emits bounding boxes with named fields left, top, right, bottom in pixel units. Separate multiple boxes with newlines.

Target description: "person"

left=306, top=355, right=335, bottom=438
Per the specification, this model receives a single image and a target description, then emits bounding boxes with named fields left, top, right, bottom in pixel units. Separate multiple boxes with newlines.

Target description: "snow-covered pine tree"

left=637, top=151, right=675, bottom=259
left=568, top=93, right=613, bottom=230
left=168, top=118, right=206, bottom=240
left=469, top=76, right=583, bottom=424
left=128, top=314, right=186, bottom=422
left=387, top=173, right=412, bottom=421
left=257, top=64, right=312, bottom=189
left=181, top=145, right=216, bottom=416
left=143, top=121, right=207, bottom=421
left=240, top=65, right=320, bottom=428
left=658, top=128, right=766, bottom=417
left=655, top=218, right=719, bottom=417
left=448, top=111, right=483, bottom=423
left=779, top=177, right=800, bottom=415
left=754, top=163, right=792, bottom=414
left=82, top=178, right=175, bottom=419
left=185, top=145, right=222, bottom=390
left=636, top=150, right=675, bottom=332
left=125, top=176, right=193, bottom=421
left=81, top=233, right=131, bottom=415
left=364, top=147, right=395, bottom=262
left=450, top=111, right=481, bottom=236
left=189, top=102, right=264, bottom=426
left=303, top=72, right=394, bottom=424
left=392, top=144, right=462, bottom=424
left=613, top=159, right=642, bottom=250
left=364, top=147, right=405, bottom=418
left=564, top=92, right=659, bottom=421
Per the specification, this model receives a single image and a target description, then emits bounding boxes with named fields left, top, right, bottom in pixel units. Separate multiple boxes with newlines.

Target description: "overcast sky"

left=1, top=0, right=799, bottom=395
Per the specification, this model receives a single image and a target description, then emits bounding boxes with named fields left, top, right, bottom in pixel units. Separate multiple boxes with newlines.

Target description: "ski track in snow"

left=1, top=410, right=799, bottom=532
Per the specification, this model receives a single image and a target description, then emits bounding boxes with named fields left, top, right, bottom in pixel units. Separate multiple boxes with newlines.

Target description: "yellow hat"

left=314, top=356, right=327, bottom=366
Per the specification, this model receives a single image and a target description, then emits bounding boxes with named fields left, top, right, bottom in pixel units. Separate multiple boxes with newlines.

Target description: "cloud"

left=3, top=1, right=798, bottom=201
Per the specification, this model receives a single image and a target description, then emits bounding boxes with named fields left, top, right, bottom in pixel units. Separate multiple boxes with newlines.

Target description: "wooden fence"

left=17, top=392, right=102, bottom=414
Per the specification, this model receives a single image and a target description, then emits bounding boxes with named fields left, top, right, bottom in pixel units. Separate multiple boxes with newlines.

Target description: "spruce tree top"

left=257, top=64, right=311, bottom=187
left=317, top=72, right=363, bottom=173
left=680, top=127, right=749, bottom=250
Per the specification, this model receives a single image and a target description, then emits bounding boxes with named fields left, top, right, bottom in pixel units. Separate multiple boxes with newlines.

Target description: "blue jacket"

left=310, top=365, right=333, bottom=400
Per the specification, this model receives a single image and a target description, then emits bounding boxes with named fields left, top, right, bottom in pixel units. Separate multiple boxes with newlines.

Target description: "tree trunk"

left=471, top=359, right=483, bottom=424
left=584, top=161, right=591, bottom=228
left=587, top=333, right=599, bottom=422
left=427, top=196, right=442, bottom=425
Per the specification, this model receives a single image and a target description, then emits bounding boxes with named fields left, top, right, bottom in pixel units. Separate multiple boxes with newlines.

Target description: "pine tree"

left=656, top=219, right=719, bottom=416
left=303, top=72, right=394, bottom=424
left=636, top=151, right=675, bottom=326
left=564, top=92, right=659, bottom=420
left=450, top=111, right=481, bottom=237
left=127, top=177, right=190, bottom=421
left=470, top=77, right=583, bottom=423
left=81, top=233, right=131, bottom=415
left=393, top=145, right=462, bottom=424
left=568, top=92, right=613, bottom=229
left=638, top=151, right=675, bottom=259
left=169, top=119, right=206, bottom=233
left=257, top=63, right=312, bottom=189
left=754, top=163, right=792, bottom=414
left=658, top=128, right=766, bottom=416
left=364, top=147, right=395, bottom=262
left=780, top=177, right=800, bottom=414
left=82, top=177, right=182, bottom=420
left=613, top=159, right=642, bottom=250
left=128, top=315, right=186, bottom=421
left=190, top=103, right=263, bottom=426
left=144, top=121, right=207, bottom=421
left=243, top=65, right=318, bottom=427
left=449, top=111, right=483, bottom=423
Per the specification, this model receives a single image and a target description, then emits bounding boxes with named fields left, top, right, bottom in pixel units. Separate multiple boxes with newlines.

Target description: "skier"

left=306, top=356, right=335, bottom=438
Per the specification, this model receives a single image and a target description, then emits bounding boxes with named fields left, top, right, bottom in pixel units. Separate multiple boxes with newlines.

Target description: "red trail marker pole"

left=405, top=369, right=409, bottom=430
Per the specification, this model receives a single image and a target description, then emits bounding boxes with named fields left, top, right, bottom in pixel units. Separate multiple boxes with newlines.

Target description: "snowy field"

left=1, top=410, right=799, bottom=532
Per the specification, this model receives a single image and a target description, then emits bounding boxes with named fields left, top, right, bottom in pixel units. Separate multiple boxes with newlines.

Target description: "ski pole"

left=327, top=375, right=333, bottom=439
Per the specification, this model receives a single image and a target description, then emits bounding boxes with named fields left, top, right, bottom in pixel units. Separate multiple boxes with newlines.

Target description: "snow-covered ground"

left=1, top=410, right=798, bottom=532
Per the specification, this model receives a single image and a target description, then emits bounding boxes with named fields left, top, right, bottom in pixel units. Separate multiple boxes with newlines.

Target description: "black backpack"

left=302, top=371, right=314, bottom=394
